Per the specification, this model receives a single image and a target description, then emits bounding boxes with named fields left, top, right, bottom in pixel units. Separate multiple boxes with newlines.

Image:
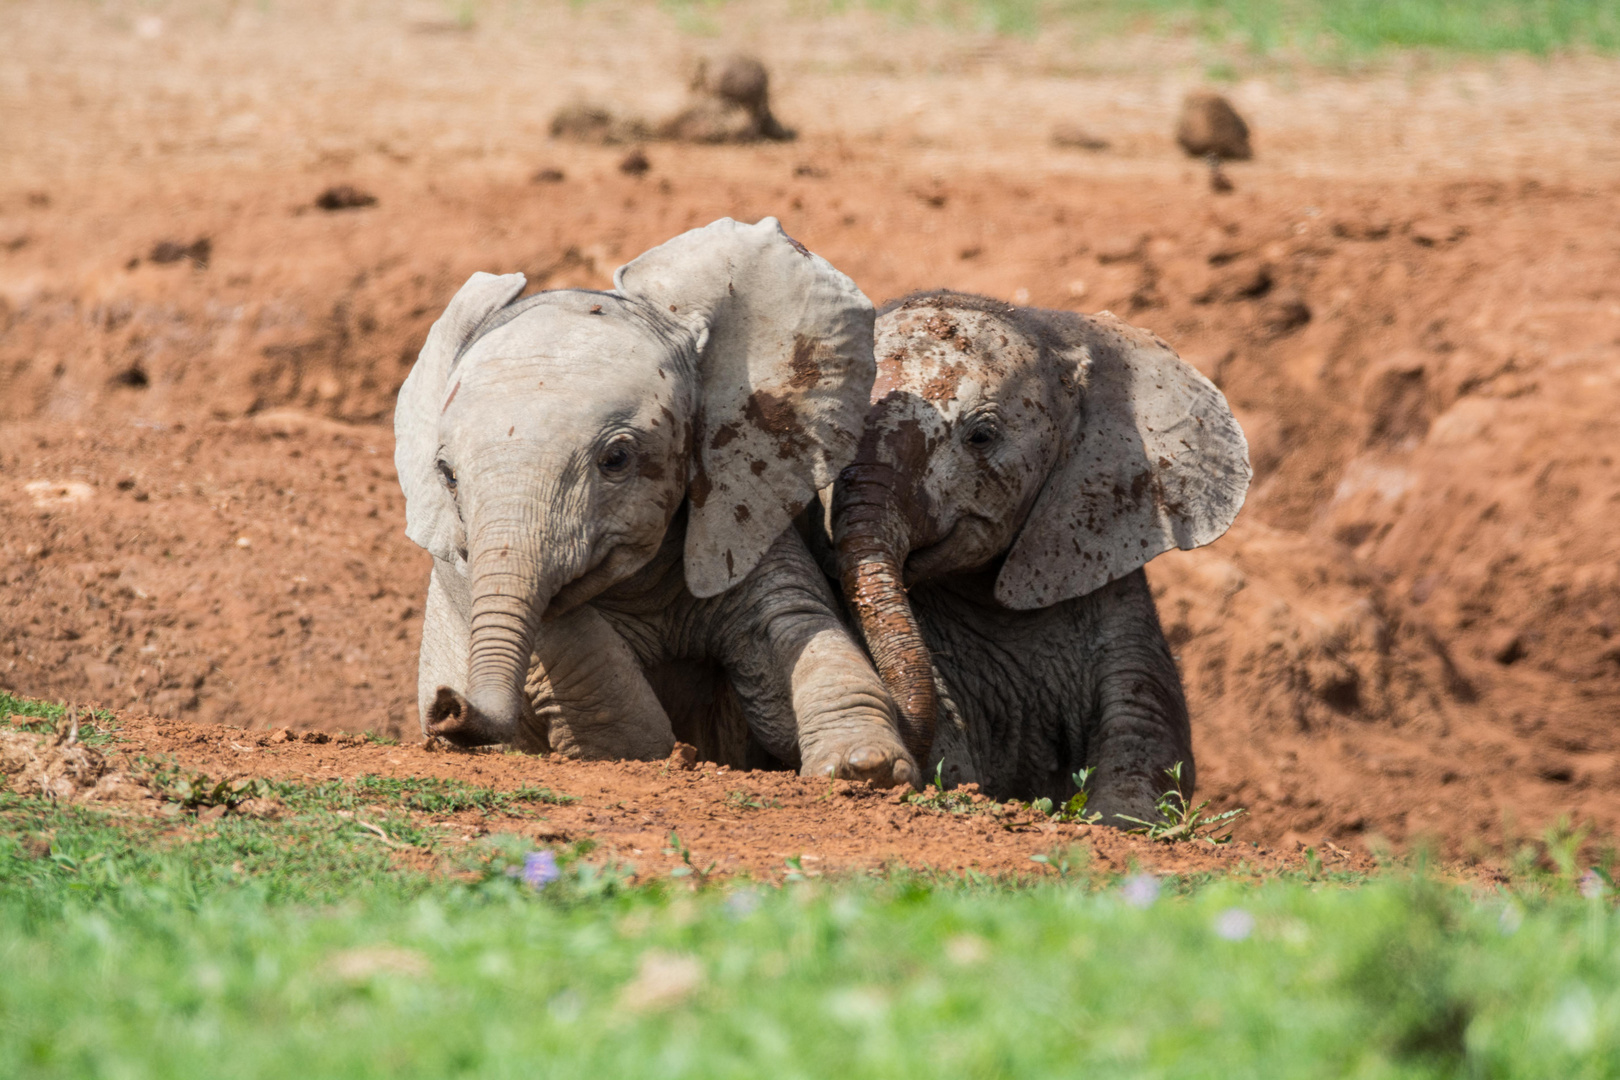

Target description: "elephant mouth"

left=903, top=516, right=991, bottom=584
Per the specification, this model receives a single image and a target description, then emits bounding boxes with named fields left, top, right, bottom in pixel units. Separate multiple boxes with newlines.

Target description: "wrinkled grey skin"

left=397, top=219, right=916, bottom=787
left=826, top=291, right=1250, bottom=821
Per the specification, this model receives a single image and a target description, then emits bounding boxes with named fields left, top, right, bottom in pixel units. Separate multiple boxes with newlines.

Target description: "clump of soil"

left=549, top=103, right=648, bottom=146
left=1, top=714, right=151, bottom=805
left=618, top=148, right=651, bottom=176
left=315, top=185, right=378, bottom=211
left=1177, top=91, right=1253, bottom=160
left=1051, top=123, right=1109, bottom=151
left=551, top=55, right=795, bottom=147
left=147, top=237, right=211, bottom=268
left=657, top=55, right=795, bottom=144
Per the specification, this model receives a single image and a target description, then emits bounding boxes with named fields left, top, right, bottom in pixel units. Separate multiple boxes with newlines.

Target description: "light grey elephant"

left=826, top=291, right=1250, bottom=821
left=395, top=218, right=915, bottom=787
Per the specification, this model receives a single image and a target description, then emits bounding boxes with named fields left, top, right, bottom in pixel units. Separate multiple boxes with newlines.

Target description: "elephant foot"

left=801, top=726, right=919, bottom=789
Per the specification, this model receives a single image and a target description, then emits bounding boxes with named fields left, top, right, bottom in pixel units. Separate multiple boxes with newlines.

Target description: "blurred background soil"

left=2, top=0, right=1617, bottom=861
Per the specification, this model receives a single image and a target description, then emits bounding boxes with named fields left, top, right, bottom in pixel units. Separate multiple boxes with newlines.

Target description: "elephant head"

left=832, top=291, right=1250, bottom=763
left=396, top=218, right=875, bottom=747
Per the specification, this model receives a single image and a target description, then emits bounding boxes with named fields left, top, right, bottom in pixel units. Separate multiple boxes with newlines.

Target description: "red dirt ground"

left=3, top=1, right=1618, bottom=869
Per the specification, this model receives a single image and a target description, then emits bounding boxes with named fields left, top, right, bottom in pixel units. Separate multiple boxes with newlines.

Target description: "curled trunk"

left=833, top=464, right=937, bottom=764
left=428, top=516, right=553, bottom=747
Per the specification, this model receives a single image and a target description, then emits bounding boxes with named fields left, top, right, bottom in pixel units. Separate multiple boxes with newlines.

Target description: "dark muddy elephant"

left=827, top=291, right=1250, bottom=821
left=395, top=219, right=915, bottom=786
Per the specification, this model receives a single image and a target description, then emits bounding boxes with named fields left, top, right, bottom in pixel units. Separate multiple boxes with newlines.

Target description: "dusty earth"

left=3, top=1, right=1618, bottom=868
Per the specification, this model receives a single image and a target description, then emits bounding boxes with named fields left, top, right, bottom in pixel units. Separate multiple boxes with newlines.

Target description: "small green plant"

left=1057, top=767, right=1102, bottom=824
left=665, top=830, right=717, bottom=882
left=724, top=790, right=778, bottom=811
left=1116, top=762, right=1246, bottom=844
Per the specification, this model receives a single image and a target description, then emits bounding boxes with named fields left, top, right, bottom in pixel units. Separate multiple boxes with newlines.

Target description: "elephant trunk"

left=833, top=462, right=937, bottom=765
left=429, top=512, right=557, bottom=747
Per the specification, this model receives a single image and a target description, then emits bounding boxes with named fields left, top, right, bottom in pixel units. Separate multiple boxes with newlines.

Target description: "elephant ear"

left=995, top=310, right=1251, bottom=610
left=614, top=217, right=876, bottom=597
left=394, top=271, right=528, bottom=561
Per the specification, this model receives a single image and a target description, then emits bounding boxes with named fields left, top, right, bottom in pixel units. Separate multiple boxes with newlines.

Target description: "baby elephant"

left=395, top=218, right=915, bottom=787
left=829, top=291, right=1250, bottom=821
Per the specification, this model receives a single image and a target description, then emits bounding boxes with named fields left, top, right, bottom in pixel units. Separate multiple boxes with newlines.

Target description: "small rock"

left=618, top=149, right=651, bottom=176
left=1051, top=123, right=1109, bottom=151
left=668, top=741, right=698, bottom=771
left=1176, top=91, right=1252, bottom=160
left=314, top=185, right=377, bottom=211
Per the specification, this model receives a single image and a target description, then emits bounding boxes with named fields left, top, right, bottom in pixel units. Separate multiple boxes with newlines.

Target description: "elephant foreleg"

left=1081, top=570, right=1195, bottom=825
left=530, top=605, right=676, bottom=762
left=711, top=531, right=918, bottom=787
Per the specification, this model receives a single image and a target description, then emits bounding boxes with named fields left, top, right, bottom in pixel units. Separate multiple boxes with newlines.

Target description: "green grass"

left=3, top=783, right=1620, bottom=1077
left=3, top=693, right=1619, bottom=1076
left=759, top=0, right=1620, bottom=54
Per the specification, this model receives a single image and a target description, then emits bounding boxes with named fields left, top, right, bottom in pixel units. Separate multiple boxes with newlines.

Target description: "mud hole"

left=3, top=1, right=1618, bottom=866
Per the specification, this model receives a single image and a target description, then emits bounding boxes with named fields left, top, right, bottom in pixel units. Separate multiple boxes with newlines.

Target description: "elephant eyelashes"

left=597, top=440, right=634, bottom=476
left=964, top=421, right=1001, bottom=449
left=436, top=460, right=457, bottom=492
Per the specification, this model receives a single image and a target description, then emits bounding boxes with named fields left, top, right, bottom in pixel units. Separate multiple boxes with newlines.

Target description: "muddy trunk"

left=833, top=464, right=937, bottom=763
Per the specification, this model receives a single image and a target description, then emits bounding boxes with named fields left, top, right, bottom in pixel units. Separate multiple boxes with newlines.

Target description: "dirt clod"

left=1177, top=91, right=1253, bottom=160
left=148, top=237, right=211, bottom=268
left=314, top=185, right=378, bottom=211
left=549, top=103, right=648, bottom=146
left=531, top=167, right=566, bottom=183
left=1051, top=123, right=1109, bottom=151
left=669, top=742, right=698, bottom=770
left=618, top=149, right=651, bottom=176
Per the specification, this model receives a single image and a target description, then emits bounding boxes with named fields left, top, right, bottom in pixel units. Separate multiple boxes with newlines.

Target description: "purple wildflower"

left=1121, top=874, right=1160, bottom=909
left=523, top=850, right=561, bottom=889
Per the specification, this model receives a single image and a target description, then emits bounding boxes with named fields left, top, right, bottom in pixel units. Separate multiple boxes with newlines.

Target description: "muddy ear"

left=394, top=271, right=528, bottom=561
left=614, top=217, right=875, bottom=597
left=996, top=311, right=1251, bottom=610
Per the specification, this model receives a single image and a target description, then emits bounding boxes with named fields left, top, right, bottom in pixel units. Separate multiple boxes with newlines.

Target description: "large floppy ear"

left=996, top=310, right=1251, bottom=610
left=614, top=217, right=875, bottom=597
left=394, top=271, right=528, bottom=561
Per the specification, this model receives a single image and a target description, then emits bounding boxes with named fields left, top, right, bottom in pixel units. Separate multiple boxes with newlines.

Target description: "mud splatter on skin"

left=743, top=389, right=811, bottom=460
left=788, top=334, right=823, bottom=389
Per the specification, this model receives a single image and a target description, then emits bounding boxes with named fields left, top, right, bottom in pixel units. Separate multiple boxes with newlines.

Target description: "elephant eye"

left=598, top=440, right=635, bottom=476
left=436, top=460, right=457, bottom=492
left=964, top=421, right=1000, bottom=449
